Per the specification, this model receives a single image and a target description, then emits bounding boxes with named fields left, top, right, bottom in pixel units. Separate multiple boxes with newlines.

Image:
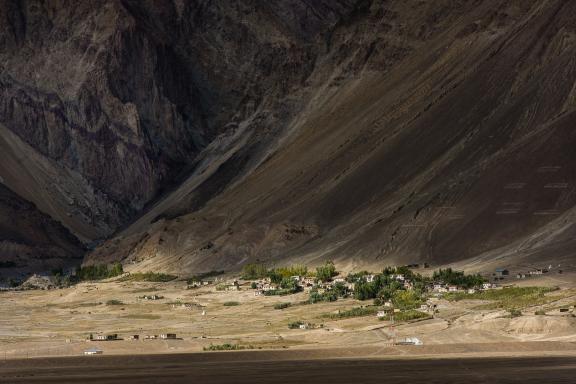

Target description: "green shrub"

left=393, top=310, right=431, bottom=322
left=203, top=343, right=254, bottom=351
left=288, top=321, right=305, bottom=329
left=508, top=308, right=522, bottom=318
left=323, top=306, right=378, bottom=319
left=120, top=272, right=177, bottom=282
left=308, top=290, right=338, bottom=303
left=274, top=302, right=291, bottom=310
left=391, top=290, right=422, bottom=310
left=106, top=299, right=124, bottom=306
left=223, top=301, right=240, bottom=307
left=535, top=310, right=546, bottom=316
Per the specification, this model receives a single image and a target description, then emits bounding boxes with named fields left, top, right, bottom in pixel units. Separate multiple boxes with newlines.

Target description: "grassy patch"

left=274, top=302, right=291, bottom=310
left=203, top=343, right=255, bottom=351
left=535, top=310, right=547, bottom=316
left=444, top=287, right=559, bottom=310
left=392, top=310, right=431, bottom=322
left=508, top=308, right=522, bottom=318
left=223, top=301, right=240, bottom=307
left=119, top=272, right=178, bottom=282
left=106, top=299, right=124, bottom=306
left=76, top=302, right=103, bottom=307
left=122, top=314, right=161, bottom=320
left=322, top=306, right=378, bottom=319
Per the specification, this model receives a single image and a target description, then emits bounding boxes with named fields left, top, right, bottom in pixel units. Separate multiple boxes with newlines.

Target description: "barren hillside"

left=1, top=1, right=575, bottom=276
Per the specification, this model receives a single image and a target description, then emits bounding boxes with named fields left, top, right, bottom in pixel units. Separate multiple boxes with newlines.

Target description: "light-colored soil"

left=1, top=274, right=575, bottom=360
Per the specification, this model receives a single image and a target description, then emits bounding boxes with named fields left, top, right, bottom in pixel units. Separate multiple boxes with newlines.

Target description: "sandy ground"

left=0, top=274, right=575, bottom=361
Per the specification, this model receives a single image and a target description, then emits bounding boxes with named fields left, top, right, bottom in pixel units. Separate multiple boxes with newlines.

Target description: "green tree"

left=316, top=261, right=337, bottom=282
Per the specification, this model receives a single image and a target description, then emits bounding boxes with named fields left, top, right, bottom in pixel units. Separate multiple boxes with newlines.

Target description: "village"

left=0, top=261, right=574, bottom=359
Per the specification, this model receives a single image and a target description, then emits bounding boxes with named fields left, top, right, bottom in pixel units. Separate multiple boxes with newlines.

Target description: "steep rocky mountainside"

left=1, top=0, right=576, bottom=276
left=0, top=183, right=83, bottom=278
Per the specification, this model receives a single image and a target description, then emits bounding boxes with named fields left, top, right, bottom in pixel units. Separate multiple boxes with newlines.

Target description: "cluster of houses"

left=251, top=275, right=356, bottom=296
left=139, top=294, right=164, bottom=300
left=188, top=280, right=211, bottom=289
left=89, top=333, right=178, bottom=341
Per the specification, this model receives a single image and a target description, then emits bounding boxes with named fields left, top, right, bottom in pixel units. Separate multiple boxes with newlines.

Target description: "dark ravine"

left=1, top=1, right=576, bottom=277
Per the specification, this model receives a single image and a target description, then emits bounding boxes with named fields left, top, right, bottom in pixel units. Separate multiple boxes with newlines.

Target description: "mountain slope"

left=0, top=183, right=83, bottom=279
left=1, top=1, right=575, bottom=275
left=86, top=0, right=576, bottom=274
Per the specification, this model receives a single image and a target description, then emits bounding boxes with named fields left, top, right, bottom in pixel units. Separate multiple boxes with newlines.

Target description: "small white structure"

left=397, top=337, right=423, bottom=346
left=84, top=347, right=103, bottom=355
left=467, top=288, right=476, bottom=294
left=448, top=286, right=458, bottom=292
left=365, top=275, right=376, bottom=283
left=377, top=311, right=388, bottom=318
left=333, top=277, right=346, bottom=284
left=160, top=333, right=177, bottom=339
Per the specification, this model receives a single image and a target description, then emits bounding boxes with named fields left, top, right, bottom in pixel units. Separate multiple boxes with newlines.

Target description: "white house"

left=365, top=275, right=376, bottom=283
left=84, top=347, right=103, bottom=355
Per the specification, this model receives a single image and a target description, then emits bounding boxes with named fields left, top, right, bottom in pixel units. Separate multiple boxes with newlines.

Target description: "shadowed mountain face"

left=0, top=183, right=83, bottom=279
left=1, top=0, right=576, bottom=275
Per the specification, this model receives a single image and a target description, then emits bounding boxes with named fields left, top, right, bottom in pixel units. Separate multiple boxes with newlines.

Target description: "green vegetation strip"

left=203, top=343, right=255, bottom=351
left=119, top=272, right=178, bottom=282
left=392, top=310, right=432, bottom=322
left=444, top=286, right=558, bottom=310
left=322, top=306, right=378, bottom=319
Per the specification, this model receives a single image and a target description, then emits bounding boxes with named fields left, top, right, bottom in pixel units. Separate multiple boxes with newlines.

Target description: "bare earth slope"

left=1, top=1, right=575, bottom=274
